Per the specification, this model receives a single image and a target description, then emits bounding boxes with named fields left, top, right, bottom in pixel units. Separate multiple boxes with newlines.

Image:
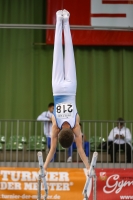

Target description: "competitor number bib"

left=56, top=103, right=73, bottom=118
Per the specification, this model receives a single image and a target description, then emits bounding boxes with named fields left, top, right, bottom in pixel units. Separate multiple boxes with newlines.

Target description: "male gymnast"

left=44, top=9, right=90, bottom=173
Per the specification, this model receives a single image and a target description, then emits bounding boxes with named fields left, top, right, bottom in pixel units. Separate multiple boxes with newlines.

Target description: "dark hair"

left=58, top=128, right=74, bottom=148
left=48, top=102, right=54, bottom=108
left=117, top=117, right=125, bottom=126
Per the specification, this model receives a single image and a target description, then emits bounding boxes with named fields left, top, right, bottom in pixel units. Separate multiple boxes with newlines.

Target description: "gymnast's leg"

left=63, top=10, right=77, bottom=94
left=52, top=11, right=64, bottom=95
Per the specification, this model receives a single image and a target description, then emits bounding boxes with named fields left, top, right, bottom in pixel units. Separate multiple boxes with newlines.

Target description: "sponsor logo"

left=103, top=174, right=133, bottom=194
left=0, top=170, right=73, bottom=191
left=99, top=172, right=107, bottom=181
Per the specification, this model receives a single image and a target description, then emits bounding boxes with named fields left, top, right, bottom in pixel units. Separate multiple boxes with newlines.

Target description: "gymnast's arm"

left=44, top=117, right=59, bottom=171
left=73, top=116, right=90, bottom=170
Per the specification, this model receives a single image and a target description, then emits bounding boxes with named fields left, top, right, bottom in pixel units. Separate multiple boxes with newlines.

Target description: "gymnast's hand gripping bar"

left=83, top=152, right=98, bottom=200
left=37, top=151, right=48, bottom=200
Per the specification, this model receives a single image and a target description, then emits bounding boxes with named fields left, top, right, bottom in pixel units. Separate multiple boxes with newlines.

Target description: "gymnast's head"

left=58, top=122, right=74, bottom=148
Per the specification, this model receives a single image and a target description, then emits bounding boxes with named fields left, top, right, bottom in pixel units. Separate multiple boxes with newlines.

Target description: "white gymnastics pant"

left=52, top=18, right=77, bottom=96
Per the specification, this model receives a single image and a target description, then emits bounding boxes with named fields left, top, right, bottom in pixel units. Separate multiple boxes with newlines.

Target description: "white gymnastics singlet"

left=52, top=12, right=77, bottom=129
left=53, top=95, right=77, bottom=129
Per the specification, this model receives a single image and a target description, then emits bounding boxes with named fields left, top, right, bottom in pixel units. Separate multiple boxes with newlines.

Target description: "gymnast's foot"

left=56, top=10, right=63, bottom=21
left=63, top=9, right=70, bottom=22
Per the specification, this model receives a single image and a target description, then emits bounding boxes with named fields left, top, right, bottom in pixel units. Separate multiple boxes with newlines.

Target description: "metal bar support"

left=0, top=24, right=133, bottom=31
left=37, top=152, right=48, bottom=200
left=83, top=152, right=98, bottom=200
left=37, top=174, right=42, bottom=200
left=93, top=173, right=97, bottom=200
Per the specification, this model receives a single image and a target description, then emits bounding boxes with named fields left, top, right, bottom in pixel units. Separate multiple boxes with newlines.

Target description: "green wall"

left=0, top=0, right=133, bottom=121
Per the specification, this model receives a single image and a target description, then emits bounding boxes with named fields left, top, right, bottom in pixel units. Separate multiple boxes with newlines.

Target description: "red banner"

left=46, top=0, right=133, bottom=45
left=89, top=169, right=133, bottom=200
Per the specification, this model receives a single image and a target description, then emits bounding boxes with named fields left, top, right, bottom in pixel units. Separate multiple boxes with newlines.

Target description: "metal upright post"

left=37, top=174, right=42, bottom=200
left=37, top=152, right=48, bottom=200
left=93, top=173, right=97, bottom=200
left=83, top=152, right=98, bottom=200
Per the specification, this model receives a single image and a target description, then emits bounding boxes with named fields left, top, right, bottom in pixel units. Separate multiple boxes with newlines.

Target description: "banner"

left=46, top=0, right=133, bottom=45
left=0, top=168, right=86, bottom=200
left=89, top=169, right=133, bottom=200
left=0, top=167, right=133, bottom=200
